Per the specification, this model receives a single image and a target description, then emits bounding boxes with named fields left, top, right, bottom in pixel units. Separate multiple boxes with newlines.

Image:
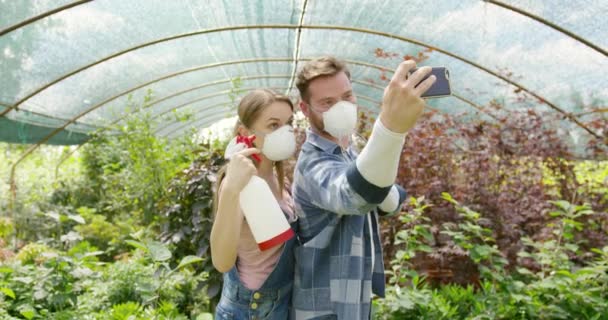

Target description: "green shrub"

left=0, top=217, right=14, bottom=241
left=1, top=240, right=211, bottom=319
left=157, top=145, right=226, bottom=308
left=107, top=301, right=145, bottom=320
left=15, top=243, right=53, bottom=265
left=73, top=210, right=121, bottom=257
left=376, top=197, right=608, bottom=319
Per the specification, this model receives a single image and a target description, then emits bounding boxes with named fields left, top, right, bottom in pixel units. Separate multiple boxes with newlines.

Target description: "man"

left=291, top=56, right=435, bottom=319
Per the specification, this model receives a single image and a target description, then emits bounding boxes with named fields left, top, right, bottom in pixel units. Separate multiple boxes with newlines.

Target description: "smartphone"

left=409, top=67, right=451, bottom=98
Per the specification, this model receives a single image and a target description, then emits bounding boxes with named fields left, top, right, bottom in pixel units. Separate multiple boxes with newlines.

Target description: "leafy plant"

left=0, top=250, right=97, bottom=319
left=389, top=196, right=434, bottom=286
left=14, top=243, right=54, bottom=265
left=107, top=301, right=145, bottom=320
left=377, top=197, right=608, bottom=319
left=157, top=144, right=226, bottom=308
left=0, top=217, right=14, bottom=242
left=440, top=193, right=509, bottom=284
left=122, top=237, right=207, bottom=317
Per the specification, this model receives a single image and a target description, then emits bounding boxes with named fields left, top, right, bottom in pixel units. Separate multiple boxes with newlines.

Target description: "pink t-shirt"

left=236, top=189, right=296, bottom=290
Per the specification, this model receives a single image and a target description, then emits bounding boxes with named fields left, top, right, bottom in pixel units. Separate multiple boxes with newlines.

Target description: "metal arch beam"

left=575, top=108, right=608, bottom=117
left=11, top=18, right=605, bottom=193
left=8, top=59, right=294, bottom=169
left=165, top=113, right=237, bottom=140
left=285, top=0, right=309, bottom=96
left=355, top=95, right=381, bottom=110
left=483, top=0, right=607, bottom=57
left=2, top=24, right=596, bottom=139
left=55, top=100, right=235, bottom=178
left=357, top=94, right=449, bottom=115
left=163, top=97, right=457, bottom=139
left=131, top=81, right=538, bottom=142
left=153, top=88, right=383, bottom=136
left=94, top=59, right=392, bottom=128
left=146, top=75, right=466, bottom=130
left=162, top=98, right=381, bottom=139
left=56, top=108, right=234, bottom=179
left=0, top=26, right=299, bottom=117
left=146, top=85, right=288, bottom=136
left=300, top=25, right=600, bottom=139
left=101, top=59, right=514, bottom=133
left=0, top=101, right=14, bottom=108
left=162, top=94, right=459, bottom=139
left=154, top=102, right=235, bottom=136
left=4, top=1, right=601, bottom=58
left=351, top=77, right=503, bottom=122
left=354, top=81, right=558, bottom=135
left=141, top=75, right=291, bottom=111
left=6, top=56, right=386, bottom=128
left=50, top=61, right=527, bottom=176
left=1, top=58, right=294, bottom=120
left=150, top=86, right=288, bottom=122
left=34, top=73, right=292, bottom=177
left=0, top=0, right=93, bottom=37
left=18, top=59, right=563, bottom=175
left=52, top=86, right=501, bottom=175
left=125, top=74, right=400, bottom=130
left=154, top=105, right=236, bottom=136
left=61, top=58, right=293, bottom=125
left=47, top=63, right=408, bottom=175
left=152, top=80, right=381, bottom=135
left=451, top=93, right=502, bottom=122
left=104, top=74, right=292, bottom=127
left=0, top=101, right=101, bottom=130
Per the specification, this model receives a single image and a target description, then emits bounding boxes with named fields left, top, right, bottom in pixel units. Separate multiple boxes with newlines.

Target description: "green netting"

left=0, top=0, right=75, bottom=31
left=0, top=0, right=606, bottom=155
left=503, top=0, right=607, bottom=48
left=0, top=117, right=87, bottom=145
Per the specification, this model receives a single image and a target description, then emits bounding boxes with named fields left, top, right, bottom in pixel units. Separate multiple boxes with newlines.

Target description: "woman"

left=211, top=89, right=297, bottom=319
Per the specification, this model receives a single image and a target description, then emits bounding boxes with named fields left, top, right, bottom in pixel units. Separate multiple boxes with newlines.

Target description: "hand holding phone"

left=380, top=61, right=435, bottom=133
left=409, top=67, right=451, bottom=98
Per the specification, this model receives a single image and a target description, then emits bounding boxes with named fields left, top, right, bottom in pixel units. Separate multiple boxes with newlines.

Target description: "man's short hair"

left=296, top=56, right=351, bottom=102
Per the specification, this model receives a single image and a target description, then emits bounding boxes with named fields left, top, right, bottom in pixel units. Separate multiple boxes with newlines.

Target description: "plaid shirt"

left=291, top=129, right=406, bottom=320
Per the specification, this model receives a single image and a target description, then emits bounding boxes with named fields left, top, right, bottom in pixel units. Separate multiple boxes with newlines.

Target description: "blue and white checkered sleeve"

left=296, top=151, right=393, bottom=216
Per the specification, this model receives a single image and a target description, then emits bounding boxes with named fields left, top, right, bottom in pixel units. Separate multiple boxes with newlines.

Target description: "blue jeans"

left=216, top=224, right=296, bottom=320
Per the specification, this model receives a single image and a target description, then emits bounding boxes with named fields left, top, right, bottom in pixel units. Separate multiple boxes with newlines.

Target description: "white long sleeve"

left=356, top=120, right=407, bottom=187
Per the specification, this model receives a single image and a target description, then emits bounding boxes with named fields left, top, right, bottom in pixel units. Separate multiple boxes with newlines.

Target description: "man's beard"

left=308, top=109, right=326, bottom=134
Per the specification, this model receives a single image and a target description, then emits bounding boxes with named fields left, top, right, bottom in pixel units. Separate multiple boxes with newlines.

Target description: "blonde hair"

left=213, top=89, right=294, bottom=213
left=296, top=56, right=351, bottom=102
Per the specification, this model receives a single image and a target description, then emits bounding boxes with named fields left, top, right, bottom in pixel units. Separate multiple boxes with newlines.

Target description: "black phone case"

left=410, top=67, right=451, bottom=98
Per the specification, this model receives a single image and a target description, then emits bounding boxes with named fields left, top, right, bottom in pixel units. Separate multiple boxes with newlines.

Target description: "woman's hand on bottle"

left=223, top=148, right=260, bottom=194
